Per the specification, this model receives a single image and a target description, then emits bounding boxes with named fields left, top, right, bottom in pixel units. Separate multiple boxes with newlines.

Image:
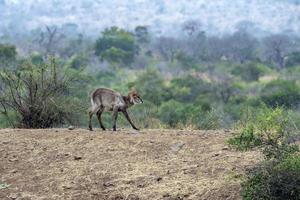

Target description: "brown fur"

left=88, top=87, right=143, bottom=131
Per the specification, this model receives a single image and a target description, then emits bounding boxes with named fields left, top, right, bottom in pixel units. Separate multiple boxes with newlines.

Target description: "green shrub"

left=228, top=123, right=262, bottom=151
left=157, top=100, right=188, bottom=127
left=170, top=75, right=211, bottom=102
left=0, top=58, right=81, bottom=128
left=228, top=107, right=298, bottom=159
left=232, top=62, right=267, bottom=82
left=261, top=80, right=300, bottom=108
left=135, top=68, right=171, bottom=105
left=242, top=155, right=300, bottom=200
left=286, top=52, right=300, bottom=67
left=192, top=107, right=224, bottom=130
left=69, top=54, right=89, bottom=69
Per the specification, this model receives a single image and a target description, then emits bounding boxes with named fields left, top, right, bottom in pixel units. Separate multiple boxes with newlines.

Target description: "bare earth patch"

left=0, top=129, right=261, bottom=200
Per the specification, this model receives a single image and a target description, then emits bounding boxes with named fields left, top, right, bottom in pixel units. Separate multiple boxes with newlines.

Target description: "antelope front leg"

left=122, top=110, right=139, bottom=131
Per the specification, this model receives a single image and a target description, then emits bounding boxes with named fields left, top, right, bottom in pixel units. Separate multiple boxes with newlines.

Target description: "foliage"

left=228, top=107, right=298, bottom=159
left=0, top=58, right=80, bottom=128
left=286, top=52, right=300, bottom=67
left=68, top=54, right=89, bottom=69
left=170, top=75, right=211, bottom=102
left=157, top=100, right=188, bottom=127
left=261, top=79, right=300, bottom=108
left=0, top=44, right=17, bottom=67
left=134, top=68, right=170, bottom=105
left=232, top=62, right=267, bottom=82
left=176, top=51, right=198, bottom=69
left=242, top=155, right=300, bottom=200
left=1, top=25, right=300, bottom=132
left=95, top=27, right=137, bottom=65
left=134, top=26, right=150, bottom=44
left=229, top=106, right=300, bottom=200
left=0, top=183, right=10, bottom=190
left=192, top=107, right=223, bottom=130
left=228, top=123, right=262, bottom=151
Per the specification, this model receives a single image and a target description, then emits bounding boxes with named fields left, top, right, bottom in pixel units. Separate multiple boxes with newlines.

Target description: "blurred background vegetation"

left=0, top=24, right=300, bottom=130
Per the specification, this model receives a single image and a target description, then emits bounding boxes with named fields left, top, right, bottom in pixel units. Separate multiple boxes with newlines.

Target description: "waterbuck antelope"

left=88, top=88, right=143, bottom=131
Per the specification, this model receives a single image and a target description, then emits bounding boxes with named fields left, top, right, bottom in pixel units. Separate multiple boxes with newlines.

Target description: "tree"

left=95, top=27, right=137, bottom=65
left=33, top=25, right=65, bottom=56
left=156, top=36, right=181, bottom=62
left=134, top=26, right=150, bottom=44
left=213, top=73, right=238, bottom=104
left=284, top=51, right=300, bottom=67
left=222, top=31, right=258, bottom=63
left=206, top=36, right=224, bottom=61
left=0, top=58, right=79, bottom=128
left=263, top=34, right=294, bottom=70
left=232, top=62, right=266, bottom=82
left=0, top=44, right=17, bottom=68
left=134, top=68, right=170, bottom=105
left=261, top=80, right=300, bottom=108
left=181, top=20, right=202, bottom=36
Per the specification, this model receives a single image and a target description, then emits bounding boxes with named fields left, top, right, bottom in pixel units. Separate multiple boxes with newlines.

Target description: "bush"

left=286, top=52, right=300, bottom=67
left=170, top=75, right=211, bottom=102
left=242, top=155, right=300, bottom=200
left=228, top=107, right=298, bottom=159
left=228, top=123, right=262, bottom=151
left=135, top=68, right=171, bottom=105
left=68, top=54, right=89, bottom=69
left=157, top=100, right=188, bottom=127
left=192, top=107, right=223, bottom=130
left=95, top=27, right=137, bottom=65
left=261, top=80, right=300, bottom=108
left=0, top=44, right=17, bottom=68
left=0, top=58, right=80, bottom=128
left=232, top=62, right=267, bottom=82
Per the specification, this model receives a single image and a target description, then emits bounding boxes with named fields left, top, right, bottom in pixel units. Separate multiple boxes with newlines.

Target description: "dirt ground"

left=0, top=129, right=262, bottom=200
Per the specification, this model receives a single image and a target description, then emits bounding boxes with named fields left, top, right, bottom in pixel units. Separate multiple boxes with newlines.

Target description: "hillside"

left=0, top=129, right=261, bottom=200
left=1, top=0, right=300, bottom=37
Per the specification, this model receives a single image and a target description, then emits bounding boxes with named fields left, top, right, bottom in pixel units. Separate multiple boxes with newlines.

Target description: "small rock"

left=137, top=183, right=145, bottom=188
left=2, top=141, right=9, bottom=144
left=68, top=126, right=75, bottom=130
left=213, top=153, right=220, bottom=157
left=171, top=142, right=185, bottom=152
left=222, top=146, right=229, bottom=150
left=163, top=193, right=171, bottom=198
left=103, top=182, right=114, bottom=187
left=156, top=177, right=162, bottom=182
left=91, top=190, right=99, bottom=196
left=8, top=158, right=18, bottom=162
left=62, top=185, right=72, bottom=190
left=8, top=193, right=20, bottom=200
left=127, top=194, right=140, bottom=200
left=74, top=156, right=82, bottom=160
left=10, top=169, right=18, bottom=174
